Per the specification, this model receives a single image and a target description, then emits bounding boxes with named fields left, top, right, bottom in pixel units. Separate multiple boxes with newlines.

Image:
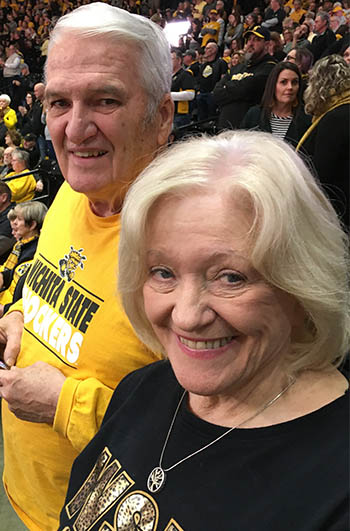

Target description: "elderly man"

left=309, top=11, right=336, bottom=62
left=0, top=4, right=173, bottom=530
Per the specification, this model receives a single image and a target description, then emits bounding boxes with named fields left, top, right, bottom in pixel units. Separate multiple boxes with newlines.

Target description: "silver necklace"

left=147, top=376, right=296, bottom=493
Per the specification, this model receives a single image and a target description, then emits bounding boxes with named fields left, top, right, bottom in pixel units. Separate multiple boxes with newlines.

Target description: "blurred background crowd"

left=0, top=0, right=347, bottom=273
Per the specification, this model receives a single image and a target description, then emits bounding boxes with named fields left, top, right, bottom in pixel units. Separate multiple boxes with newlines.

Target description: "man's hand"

left=0, top=361, right=66, bottom=424
left=0, top=310, right=24, bottom=367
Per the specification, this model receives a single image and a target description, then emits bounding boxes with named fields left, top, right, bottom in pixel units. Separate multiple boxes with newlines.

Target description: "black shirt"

left=59, top=361, right=349, bottom=531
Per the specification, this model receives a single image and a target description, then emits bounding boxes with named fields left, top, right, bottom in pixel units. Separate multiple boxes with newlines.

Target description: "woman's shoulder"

left=240, top=105, right=264, bottom=129
left=103, top=360, right=177, bottom=423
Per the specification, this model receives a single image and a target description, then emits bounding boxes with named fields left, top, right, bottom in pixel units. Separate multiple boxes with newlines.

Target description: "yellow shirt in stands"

left=201, top=21, right=221, bottom=46
left=5, top=171, right=37, bottom=203
left=2, top=182, right=160, bottom=531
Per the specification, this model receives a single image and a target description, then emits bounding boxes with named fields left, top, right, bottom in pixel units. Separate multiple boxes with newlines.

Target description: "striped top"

left=269, top=113, right=293, bottom=140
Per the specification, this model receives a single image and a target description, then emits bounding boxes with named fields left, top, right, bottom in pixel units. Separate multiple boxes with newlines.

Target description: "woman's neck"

left=272, top=102, right=294, bottom=117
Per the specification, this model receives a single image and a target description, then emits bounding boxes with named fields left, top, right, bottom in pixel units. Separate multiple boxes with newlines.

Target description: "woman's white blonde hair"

left=118, top=131, right=349, bottom=373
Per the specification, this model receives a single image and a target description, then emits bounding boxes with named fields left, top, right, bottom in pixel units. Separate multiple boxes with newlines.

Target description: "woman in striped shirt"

left=240, top=61, right=310, bottom=146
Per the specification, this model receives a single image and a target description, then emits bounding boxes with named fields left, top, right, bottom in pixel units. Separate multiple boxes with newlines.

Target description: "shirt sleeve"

left=53, top=376, right=114, bottom=453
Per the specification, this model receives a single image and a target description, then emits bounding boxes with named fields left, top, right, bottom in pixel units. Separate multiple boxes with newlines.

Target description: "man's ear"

left=156, top=93, right=174, bottom=147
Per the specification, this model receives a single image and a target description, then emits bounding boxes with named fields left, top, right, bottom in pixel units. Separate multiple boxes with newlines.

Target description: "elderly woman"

left=297, top=54, right=349, bottom=228
left=58, top=131, right=349, bottom=530
left=0, top=200, right=47, bottom=314
left=0, top=93, right=17, bottom=130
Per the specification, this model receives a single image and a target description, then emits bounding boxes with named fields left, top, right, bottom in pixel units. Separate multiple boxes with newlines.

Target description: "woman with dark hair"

left=17, top=91, right=36, bottom=136
left=224, top=13, right=244, bottom=47
left=240, top=61, right=311, bottom=145
left=297, top=54, right=350, bottom=228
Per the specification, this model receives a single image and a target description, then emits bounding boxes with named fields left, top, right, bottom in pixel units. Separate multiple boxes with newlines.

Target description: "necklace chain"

left=147, top=376, right=296, bottom=494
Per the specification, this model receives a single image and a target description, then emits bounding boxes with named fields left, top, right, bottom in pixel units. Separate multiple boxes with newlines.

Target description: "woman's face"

left=10, top=212, right=35, bottom=241
left=275, top=69, right=299, bottom=105
left=231, top=52, right=241, bottom=66
left=343, top=46, right=350, bottom=65
left=285, top=48, right=297, bottom=62
left=5, top=134, right=11, bottom=146
left=26, top=93, right=33, bottom=105
left=143, top=191, right=299, bottom=397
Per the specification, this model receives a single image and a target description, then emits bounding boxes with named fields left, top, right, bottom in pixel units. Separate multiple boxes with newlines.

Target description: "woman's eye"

left=218, top=271, right=245, bottom=285
left=150, top=267, right=174, bottom=281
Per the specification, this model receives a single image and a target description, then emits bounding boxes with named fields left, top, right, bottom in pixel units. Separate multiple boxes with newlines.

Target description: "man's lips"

left=71, top=150, right=108, bottom=158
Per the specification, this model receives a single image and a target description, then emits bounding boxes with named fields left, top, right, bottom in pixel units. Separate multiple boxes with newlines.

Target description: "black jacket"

left=240, top=104, right=311, bottom=147
left=213, top=54, right=277, bottom=130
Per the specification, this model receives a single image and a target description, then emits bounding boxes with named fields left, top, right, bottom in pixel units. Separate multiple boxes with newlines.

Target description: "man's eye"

left=50, top=100, right=69, bottom=109
left=100, top=99, right=118, bottom=106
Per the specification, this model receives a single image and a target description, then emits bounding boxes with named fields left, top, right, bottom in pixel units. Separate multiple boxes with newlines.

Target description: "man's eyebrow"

left=45, top=85, right=127, bottom=100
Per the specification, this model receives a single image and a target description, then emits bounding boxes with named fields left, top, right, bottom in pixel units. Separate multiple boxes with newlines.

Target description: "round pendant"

left=147, top=467, right=166, bottom=493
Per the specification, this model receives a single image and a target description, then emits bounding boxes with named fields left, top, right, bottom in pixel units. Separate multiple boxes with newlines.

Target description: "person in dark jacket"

left=213, top=26, right=276, bottom=129
left=241, top=61, right=311, bottom=146
left=197, top=41, right=228, bottom=121
left=297, top=54, right=349, bottom=229
left=308, top=11, right=336, bottom=63
left=262, top=0, right=286, bottom=33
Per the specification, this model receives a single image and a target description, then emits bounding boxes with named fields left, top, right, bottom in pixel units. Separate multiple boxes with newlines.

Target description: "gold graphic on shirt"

left=59, top=246, right=87, bottom=282
left=65, top=447, right=133, bottom=530
left=164, top=519, right=184, bottom=531
left=230, top=72, right=254, bottom=81
left=202, top=65, right=213, bottom=78
left=63, top=447, right=183, bottom=530
left=17, top=261, right=32, bottom=276
left=114, top=491, right=158, bottom=530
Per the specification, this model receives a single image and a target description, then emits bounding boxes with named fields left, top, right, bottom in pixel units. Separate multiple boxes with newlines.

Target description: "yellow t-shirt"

left=2, top=182, right=160, bottom=530
left=5, top=171, right=37, bottom=203
left=201, top=21, right=221, bottom=46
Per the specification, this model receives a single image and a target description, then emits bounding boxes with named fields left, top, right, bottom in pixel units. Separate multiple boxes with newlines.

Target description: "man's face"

left=315, top=15, right=327, bottom=33
left=245, top=35, right=266, bottom=60
left=6, top=45, right=15, bottom=57
left=270, top=0, right=279, bottom=10
left=171, top=52, right=182, bottom=73
left=183, top=54, right=193, bottom=66
left=34, top=83, right=45, bottom=101
left=293, top=0, right=301, bottom=9
left=23, top=139, right=35, bottom=150
left=204, top=43, right=217, bottom=60
left=45, top=35, right=173, bottom=208
left=209, top=12, right=217, bottom=20
left=3, top=148, right=13, bottom=165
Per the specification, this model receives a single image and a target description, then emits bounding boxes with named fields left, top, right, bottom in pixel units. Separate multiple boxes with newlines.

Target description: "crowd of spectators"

left=0, top=0, right=347, bottom=259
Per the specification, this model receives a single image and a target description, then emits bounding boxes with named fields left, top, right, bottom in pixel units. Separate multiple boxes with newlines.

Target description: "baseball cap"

left=210, top=9, right=218, bottom=14
left=23, top=133, right=37, bottom=142
left=244, top=25, right=271, bottom=41
left=183, top=49, right=196, bottom=59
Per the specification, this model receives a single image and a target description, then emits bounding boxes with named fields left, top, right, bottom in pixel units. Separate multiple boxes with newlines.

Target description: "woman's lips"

left=175, top=333, right=237, bottom=359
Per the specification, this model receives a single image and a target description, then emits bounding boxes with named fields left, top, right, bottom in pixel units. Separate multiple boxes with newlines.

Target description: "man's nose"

left=64, top=103, right=98, bottom=145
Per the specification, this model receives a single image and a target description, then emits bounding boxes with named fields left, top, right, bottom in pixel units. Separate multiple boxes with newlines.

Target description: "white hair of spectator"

left=118, top=130, right=349, bottom=374
left=47, top=2, right=172, bottom=118
left=0, top=94, right=11, bottom=105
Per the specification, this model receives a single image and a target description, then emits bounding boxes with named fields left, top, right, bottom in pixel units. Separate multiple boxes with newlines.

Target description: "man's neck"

left=0, top=202, right=11, bottom=214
